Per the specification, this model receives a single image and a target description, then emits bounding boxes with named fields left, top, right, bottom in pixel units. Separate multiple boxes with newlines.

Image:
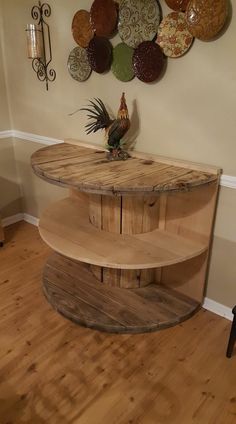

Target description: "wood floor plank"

left=0, top=222, right=235, bottom=424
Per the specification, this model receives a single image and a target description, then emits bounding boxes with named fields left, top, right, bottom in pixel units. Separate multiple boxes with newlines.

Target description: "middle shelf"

left=39, top=196, right=208, bottom=269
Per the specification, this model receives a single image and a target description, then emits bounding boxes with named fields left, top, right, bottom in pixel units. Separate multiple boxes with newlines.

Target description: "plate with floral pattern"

left=67, top=47, right=92, bottom=82
left=157, top=12, right=193, bottom=58
left=118, top=0, right=161, bottom=48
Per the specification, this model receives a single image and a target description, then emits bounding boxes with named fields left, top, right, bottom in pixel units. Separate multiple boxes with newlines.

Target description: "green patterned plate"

left=111, top=43, right=135, bottom=82
left=67, top=47, right=92, bottom=82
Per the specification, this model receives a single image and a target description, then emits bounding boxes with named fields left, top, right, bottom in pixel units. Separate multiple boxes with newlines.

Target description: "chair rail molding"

left=0, top=130, right=13, bottom=139
left=0, top=129, right=235, bottom=189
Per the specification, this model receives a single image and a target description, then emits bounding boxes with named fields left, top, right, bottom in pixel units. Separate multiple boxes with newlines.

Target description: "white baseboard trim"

left=2, top=211, right=234, bottom=322
left=23, top=213, right=39, bottom=226
left=2, top=212, right=39, bottom=227
left=203, top=298, right=233, bottom=321
left=2, top=213, right=24, bottom=227
left=0, top=129, right=235, bottom=189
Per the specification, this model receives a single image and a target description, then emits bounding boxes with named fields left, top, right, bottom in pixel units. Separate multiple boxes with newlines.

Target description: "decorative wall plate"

left=186, top=0, right=228, bottom=41
left=157, top=12, right=193, bottom=58
left=118, top=0, right=161, bottom=48
left=87, top=37, right=113, bottom=73
left=133, top=41, right=164, bottom=83
left=90, top=0, right=118, bottom=38
left=67, top=47, right=92, bottom=82
left=112, top=43, right=135, bottom=82
left=165, top=0, right=190, bottom=12
left=72, top=10, right=94, bottom=48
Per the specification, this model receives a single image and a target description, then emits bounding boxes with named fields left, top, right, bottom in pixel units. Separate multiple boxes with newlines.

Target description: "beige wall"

left=14, top=140, right=66, bottom=217
left=0, top=1, right=10, bottom=130
left=1, top=0, right=236, bottom=174
left=207, top=187, right=236, bottom=307
left=0, top=138, right=22, bottom=218
left=0, top=1, right=236, bottom=308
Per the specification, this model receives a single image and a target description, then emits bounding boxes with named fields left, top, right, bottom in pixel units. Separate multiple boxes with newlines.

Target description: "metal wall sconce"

left=26, top=1, right=56, bottom=90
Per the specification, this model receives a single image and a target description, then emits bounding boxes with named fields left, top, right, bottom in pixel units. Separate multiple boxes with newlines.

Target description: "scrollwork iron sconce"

left=26, top=1, right=56, bottom=90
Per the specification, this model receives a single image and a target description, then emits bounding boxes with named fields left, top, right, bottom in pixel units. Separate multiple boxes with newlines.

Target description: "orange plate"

left=186, top=0, right=228, bottom=41
left=72, top=10, right=94, bottom=48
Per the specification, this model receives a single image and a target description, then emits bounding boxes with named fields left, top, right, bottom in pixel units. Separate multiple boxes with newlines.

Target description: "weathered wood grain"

left=43, top=253, right=200, bottom=333
left=31, top=143, right=220, bottom=195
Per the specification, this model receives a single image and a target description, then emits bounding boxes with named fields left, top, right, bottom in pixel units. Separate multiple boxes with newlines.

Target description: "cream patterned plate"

left=118, top=0, right=161, bottom=48
left=67, top=47, right=92, bottom=82
left=157, top=12, right=193, bottom=58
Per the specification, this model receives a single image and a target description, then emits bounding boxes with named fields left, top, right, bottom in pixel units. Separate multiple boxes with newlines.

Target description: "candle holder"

left=26, top=1, right=56, bottom=90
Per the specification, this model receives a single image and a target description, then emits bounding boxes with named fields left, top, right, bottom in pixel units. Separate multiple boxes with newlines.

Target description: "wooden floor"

left=0, top=222, right=235, bottom=424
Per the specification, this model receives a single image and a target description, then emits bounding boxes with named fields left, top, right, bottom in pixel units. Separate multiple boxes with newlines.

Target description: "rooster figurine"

left=81, top=93, right=130, bottom=160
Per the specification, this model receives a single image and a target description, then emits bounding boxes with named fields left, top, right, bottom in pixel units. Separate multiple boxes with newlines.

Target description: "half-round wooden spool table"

left=31, top=141, right=221, bottom=333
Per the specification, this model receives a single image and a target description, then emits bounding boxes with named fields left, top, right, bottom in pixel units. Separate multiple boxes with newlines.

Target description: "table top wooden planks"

left=31, top=142, right=220, bottom=195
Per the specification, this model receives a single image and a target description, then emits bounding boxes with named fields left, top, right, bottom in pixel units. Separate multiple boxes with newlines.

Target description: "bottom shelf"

left=44, top=253, right=200, bottom=334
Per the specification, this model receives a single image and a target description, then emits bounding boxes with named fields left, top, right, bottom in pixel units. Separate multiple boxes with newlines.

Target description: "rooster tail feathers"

left=80, top=98, right=112, bottom=134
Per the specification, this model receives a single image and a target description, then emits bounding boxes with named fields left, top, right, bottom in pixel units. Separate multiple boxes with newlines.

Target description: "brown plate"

left=133, top=41, right=164, bottom=83
left=87, top=37, right=113, bottom=73
left=186, top=0, right=228, bottom=41
left=90, top=0, right=118, bottom=38
left=165, top=0, right=190, bottom=11
left=72, top=10, right=94, bottom=48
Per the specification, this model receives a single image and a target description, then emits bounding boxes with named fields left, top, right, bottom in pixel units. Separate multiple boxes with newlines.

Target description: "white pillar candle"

left=26, top=24, right=43, bottom=59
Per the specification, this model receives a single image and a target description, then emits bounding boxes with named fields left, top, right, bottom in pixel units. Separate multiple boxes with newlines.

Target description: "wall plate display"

left=67, top=47, right=92, bottom=82
left=72, top=10, right=94, bottom=48
left=112, top=43, right=135, bottom=82
left=87, top=36, right=113, bottom=73
left=118, top=0, right=161, bottom=48
left=186, top=0, right=228, bottom=41
left=133, top=41, right=164, bottom=83
left=67, top=0, right=230, bottom=84
left=90, top=0, right=118, bottom=37
left=157, top=12, right=193, bottom=58
left=165, top=0, right=190, bottom=12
